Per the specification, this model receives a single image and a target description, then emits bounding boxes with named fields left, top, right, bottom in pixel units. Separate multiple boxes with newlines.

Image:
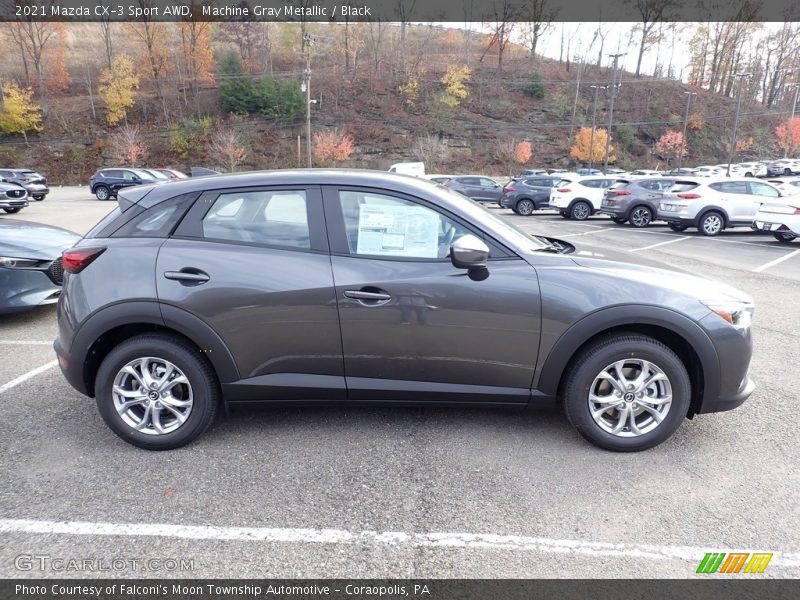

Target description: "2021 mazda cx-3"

left=55, top=170, right=755, bottom=451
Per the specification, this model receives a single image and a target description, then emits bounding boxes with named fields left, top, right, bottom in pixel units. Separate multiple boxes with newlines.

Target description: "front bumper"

left=0, top=198, right=28, bottom=210
left=0, top=268, right=61, bottom=313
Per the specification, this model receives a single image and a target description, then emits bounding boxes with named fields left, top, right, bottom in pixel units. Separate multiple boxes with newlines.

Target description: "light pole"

left=784, top=82, right=800, bottom=158
left=603, top=53, right=625, bottom=174
left=678, top=91, right=696, bottom=169
left=726, top=72, right=750, bottom=177
left=588, top=85, right=606, bottom=172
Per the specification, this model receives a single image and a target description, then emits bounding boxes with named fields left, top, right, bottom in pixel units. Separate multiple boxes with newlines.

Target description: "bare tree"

left=211, top=128, right=248, bottom=173
left=110, top=125, right=149, bottom=166
left=522, top=0, right=558, bottom=64
left=628, top=0, right=678, bottom=78
left=479, top=0, right=517, bottom=71
left=411, top=135, right=451, bottom=172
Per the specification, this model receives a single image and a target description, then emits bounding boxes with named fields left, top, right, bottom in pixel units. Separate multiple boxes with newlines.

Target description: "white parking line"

left=632, top=237, right=689, bottom=252
left=752, top=249, right=800, bottom=273
left=558, top=229, right=613, bottom=238
left=0, top=360, right=58, bottom=394
left=1, top=518, right=798, bottom=567
left=0, top=341, right=53, bottom=346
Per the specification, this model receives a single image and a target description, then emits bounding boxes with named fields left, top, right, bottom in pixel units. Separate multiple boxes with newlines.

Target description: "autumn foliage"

left=313, top=130, right=355, bottom=167
left=515, top=140, right=533, bottom=165
left=654, top=130, right=687, bottom=165
left=775, top=117, right=800, bottom=157
left=109, top=125, right=149, bottom=166
left=570, top=127, right=614, bottom=164
left=0, top=82, right=42, bottom=144
left=98, top=55, right=139, bottom=126
left=211, top=128, right=248, bottom=172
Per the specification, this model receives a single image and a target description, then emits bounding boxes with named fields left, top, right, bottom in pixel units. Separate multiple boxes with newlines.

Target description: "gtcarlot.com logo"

left=696, top=552, right=773, bottom=574
left=14, top=554, right=194, bottom=572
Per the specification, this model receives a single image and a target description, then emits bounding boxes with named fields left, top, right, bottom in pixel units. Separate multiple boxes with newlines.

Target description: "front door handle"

left=344, top=289, right=392, bottom=301
left=164, top=269, right=210, bottom=284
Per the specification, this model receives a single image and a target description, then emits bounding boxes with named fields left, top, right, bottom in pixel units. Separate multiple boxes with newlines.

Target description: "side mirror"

left=450, top=234, right=490, bottom=278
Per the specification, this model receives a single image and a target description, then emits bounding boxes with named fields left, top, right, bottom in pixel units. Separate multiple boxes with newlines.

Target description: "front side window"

left=479, top=178, right=498, bottom=188
left=202, top=190, right=310, bottom=249
left=339, top=191, right=469, bottom=259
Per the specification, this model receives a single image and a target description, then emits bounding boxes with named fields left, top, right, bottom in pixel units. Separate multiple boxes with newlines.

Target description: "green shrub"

left=219, top=52, right=303, bottom=122
left=615, top=124, right=637, bottom=150
left=523, top=73, right=546, bottom=99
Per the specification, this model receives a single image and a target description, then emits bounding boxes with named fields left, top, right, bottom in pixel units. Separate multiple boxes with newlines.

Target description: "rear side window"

left=609, top=181, right=631, bottom=190
left=458, top=177, right=480, bottom=186
left=201, top=190, right=310, bottom=249
left=669, top=181, right=700, bottom=193
left=556, top=179, right=573, bottom=187
left=112, top=193, right=197, bottom=238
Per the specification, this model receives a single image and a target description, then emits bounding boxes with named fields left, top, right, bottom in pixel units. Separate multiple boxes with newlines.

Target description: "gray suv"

left=54, top=171, right=755, bottom=452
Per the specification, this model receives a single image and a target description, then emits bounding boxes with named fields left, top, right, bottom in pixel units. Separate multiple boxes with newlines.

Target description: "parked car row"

left=89, top=167, right=189, bottom=200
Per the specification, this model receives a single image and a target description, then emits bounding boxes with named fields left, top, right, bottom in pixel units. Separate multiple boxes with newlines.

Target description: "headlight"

left=0, top=256, right=41, bottom=269
left=703, top=301, right=754, bottom=334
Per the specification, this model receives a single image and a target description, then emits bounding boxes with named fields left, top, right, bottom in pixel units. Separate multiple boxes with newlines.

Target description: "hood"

left=0, top=220, right=81, bottom=260
left=566, top=243, right=752, bottom=304
left=0, top=182, right=26, bottom=192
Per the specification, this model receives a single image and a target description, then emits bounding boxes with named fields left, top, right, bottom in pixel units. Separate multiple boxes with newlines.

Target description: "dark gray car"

left=444, top=176, right=504, bottom=203
left=597, top=178, right=676, bottom=227
left=499, top=176, right=561, bottom=215
left=0, top=169, right=49, bottom=201
left=0, top=220, right=79, bottom=313
left=55, top=170, right=754, bottom=452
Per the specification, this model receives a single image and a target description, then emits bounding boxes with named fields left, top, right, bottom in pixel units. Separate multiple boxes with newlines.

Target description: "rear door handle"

left=164, top=269, right=210, bottom=284
left=344, top=289, right=392, bottom=301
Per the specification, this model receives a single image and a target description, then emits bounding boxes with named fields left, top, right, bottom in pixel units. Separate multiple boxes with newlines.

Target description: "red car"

left=157, top=168, right=188, bottom=180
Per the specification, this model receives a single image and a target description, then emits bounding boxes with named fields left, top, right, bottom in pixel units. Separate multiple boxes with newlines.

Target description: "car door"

left=157, top=186, right=345, bottom=399
left=479, top=177, right=503, bottom=201
left=709, top=181, right=749, bottom=221
left=323, top=186, right=541, bottom=404
left=747, top=181, right=782, bottom=219
left=455, top=177, right=482, bottom=200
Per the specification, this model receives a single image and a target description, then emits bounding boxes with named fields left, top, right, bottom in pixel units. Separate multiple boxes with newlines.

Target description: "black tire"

left=628, top=205, right=653, bottom=228
left=95, top=334, right=219, bottom=450
left=94, top=185, right=111, bottom=201
left=32, top=194, right=44, bottom=201
left=698, top=210, right=725, bottom=236
left=668, top=223, right=689, bottom=232
left=610, top=216, right=627, bottom=224
left=570, top=200, right=592, bottom=221
left=745, top=172, right=753, bottom=178
left=773, top=232, right=797, bottom=243
left=562, top=334, right=691, bottom=452
left=559, top=211, right=571, bottom=219
left=514, top=198, right=535, bottom=216
left=3, top=207, right=22, bottom=214
left=784, top=168, right=792, bottom=176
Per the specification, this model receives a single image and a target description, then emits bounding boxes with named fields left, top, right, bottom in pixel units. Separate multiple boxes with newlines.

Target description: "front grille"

left=5, top=189, right=25, bottom=199
left=46, top=257, right=64, bottom=285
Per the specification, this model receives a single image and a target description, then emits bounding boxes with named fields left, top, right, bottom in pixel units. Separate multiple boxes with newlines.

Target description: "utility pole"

left=302, top=32, right=313, bottom=168
left=588, top=85, right=606, bottom=171
left=679, top=91, right=696, bottom=169
left=603, top=53, right=625, bottom=174
left=727, top=72, right=750, bottom=177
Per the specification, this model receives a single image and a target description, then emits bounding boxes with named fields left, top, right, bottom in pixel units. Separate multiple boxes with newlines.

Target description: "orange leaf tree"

left=654, top=130, right=687, bottom=166
left=313, top=130, right=355, bottom=167
left=775, top=117, right=800, bottom=157
left=570, top=127, right=614, bottom=164
left=515, top=140, right=533, bottom=165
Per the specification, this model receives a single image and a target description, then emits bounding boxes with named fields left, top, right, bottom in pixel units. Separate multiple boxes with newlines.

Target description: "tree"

left=438, top=65, right=471, bottom=109
left=687, top=111, right=704, bottom=131
left=211, top=128, right=248, bottom=172
left=776, top=117, right=800, bottom=157
left=522, top=0, right=558, bottom=63
left=0, top=82, right=42, bottom=144
left=628, top=0, right=678, bottom=78
left=98, top=55, right=139, bottom=126
left=398, top=75, right=420, bottom=108
left=515, top=140, right=533, bottom=165
left=479, top=0, right=516, bottom=70
left=411, top=135, right=451, bottom=172
left=654, top=130, right=687, bottom=166
left=313, top=130, right=355, bottom=167
left=178, top=9, right=215, bottom=110
left=523, top=73, right=546, bottom=98
left=127, top=16, right=173, bottom=121
left=496, top=138, right=533, bottom=176
left=7, top=22, right=57, bottom=111
left=570, top=127, right=614, bottom=164
left=109, top=124, right=149, bottom=165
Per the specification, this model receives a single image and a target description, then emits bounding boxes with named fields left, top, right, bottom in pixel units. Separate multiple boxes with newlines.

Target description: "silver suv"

left=55, top=171, right=755, bottom=452
left=658, top=177, right=784, bottom=235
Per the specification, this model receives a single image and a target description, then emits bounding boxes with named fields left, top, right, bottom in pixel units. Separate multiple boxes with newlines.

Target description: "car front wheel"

left=570, top=201, right=592, bottom=220
left=3, top=207, right=22, bottom=213
left=32, top=194, right=44, bottom=201
left=95, top=334, right=219, bottom=450
left=514, top=198, right=535, bottom=216
left=562, top=334, right=691, bottom=452
left=773, top=232, right=797, bottom=243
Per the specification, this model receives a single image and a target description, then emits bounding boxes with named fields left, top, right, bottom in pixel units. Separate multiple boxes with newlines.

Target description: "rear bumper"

left=658, top=214, right=695, bottom=226
left=596, top=207, right=626, bottom=217
left=53, top=338, right=90, bottom=396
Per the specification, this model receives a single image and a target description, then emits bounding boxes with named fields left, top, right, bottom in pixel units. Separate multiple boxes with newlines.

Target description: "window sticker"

left=356, top=204, right=440, bottom=257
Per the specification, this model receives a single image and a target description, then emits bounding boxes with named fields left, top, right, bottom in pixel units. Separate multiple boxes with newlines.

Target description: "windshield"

left=439, top=187, right=549, bottom=252
left=132, top=169, right=158, bottom=180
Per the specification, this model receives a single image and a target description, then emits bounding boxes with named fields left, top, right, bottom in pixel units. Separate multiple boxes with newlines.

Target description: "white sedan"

left=753, top=199, right=800, bottom=243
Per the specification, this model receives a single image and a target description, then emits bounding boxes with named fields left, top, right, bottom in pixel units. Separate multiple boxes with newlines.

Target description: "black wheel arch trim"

left=695, top=205, right=730, bottom=226
left=68, top=301, right=239, bottom=396
left=533, top=304, right=721, bottom=407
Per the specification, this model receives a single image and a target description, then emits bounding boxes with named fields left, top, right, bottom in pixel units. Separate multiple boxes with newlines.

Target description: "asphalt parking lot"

left=1, top=188, right=799, bottom=579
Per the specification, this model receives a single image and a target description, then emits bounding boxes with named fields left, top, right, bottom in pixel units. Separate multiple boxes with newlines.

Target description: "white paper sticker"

left=356, top=204, right=440, bottom=257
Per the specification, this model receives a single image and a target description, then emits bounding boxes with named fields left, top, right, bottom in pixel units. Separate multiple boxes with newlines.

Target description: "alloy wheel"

left=701, top=213, right=723, bottom=235
left=588, top=359, right=672, bottom=437
left=516, top=199, right=534, bottom=215
left=630, top=207, right=652, bottom=228
left=571, top=202, right=590, bottom=220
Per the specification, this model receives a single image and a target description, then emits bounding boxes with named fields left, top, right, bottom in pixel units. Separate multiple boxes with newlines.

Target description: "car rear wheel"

left=784, top=168, right=792, bottom=176
left=629, top=206, right=653, bottom=228
left=514, top=199, right=535, bottom=216
left=95, top=334, right=219, bottom=450
left=745, top=172, right=753, bottom=177
left=3, top=207, right=22, bottom=213
left=95, top=185, right=111, bottom=201
left=32, top=194, right=44, bottom=201
left=668, top=223, right=688, bottom=232
left=699, top=211, right=725, bottom=236
left=563, top=334, right=691, bottom=452
left=773, top=232, right=797, bottom=243
left=570, top=201, right=592, bottom=221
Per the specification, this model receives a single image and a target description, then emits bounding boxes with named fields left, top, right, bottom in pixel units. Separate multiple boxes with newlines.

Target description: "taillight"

left=677, top=193, right=701, bottom=199
left=609, top=190, right=631, bottom=196
left=62, top=247, right=106, bottom=274
left=557, top=188, right=572, bottom=193
left=504, top=185, right=517, bottom=193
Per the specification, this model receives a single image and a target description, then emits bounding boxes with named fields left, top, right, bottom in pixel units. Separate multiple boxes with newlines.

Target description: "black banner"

left=3, top=580, right=800, bottom=600
left=0, top=0, right=799, bottom=23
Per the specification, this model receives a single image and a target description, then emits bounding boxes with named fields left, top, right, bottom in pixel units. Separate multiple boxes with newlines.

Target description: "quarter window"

left=338, top=191, right=469, bottom=259
left=202, top=190, right=310, bottom=248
